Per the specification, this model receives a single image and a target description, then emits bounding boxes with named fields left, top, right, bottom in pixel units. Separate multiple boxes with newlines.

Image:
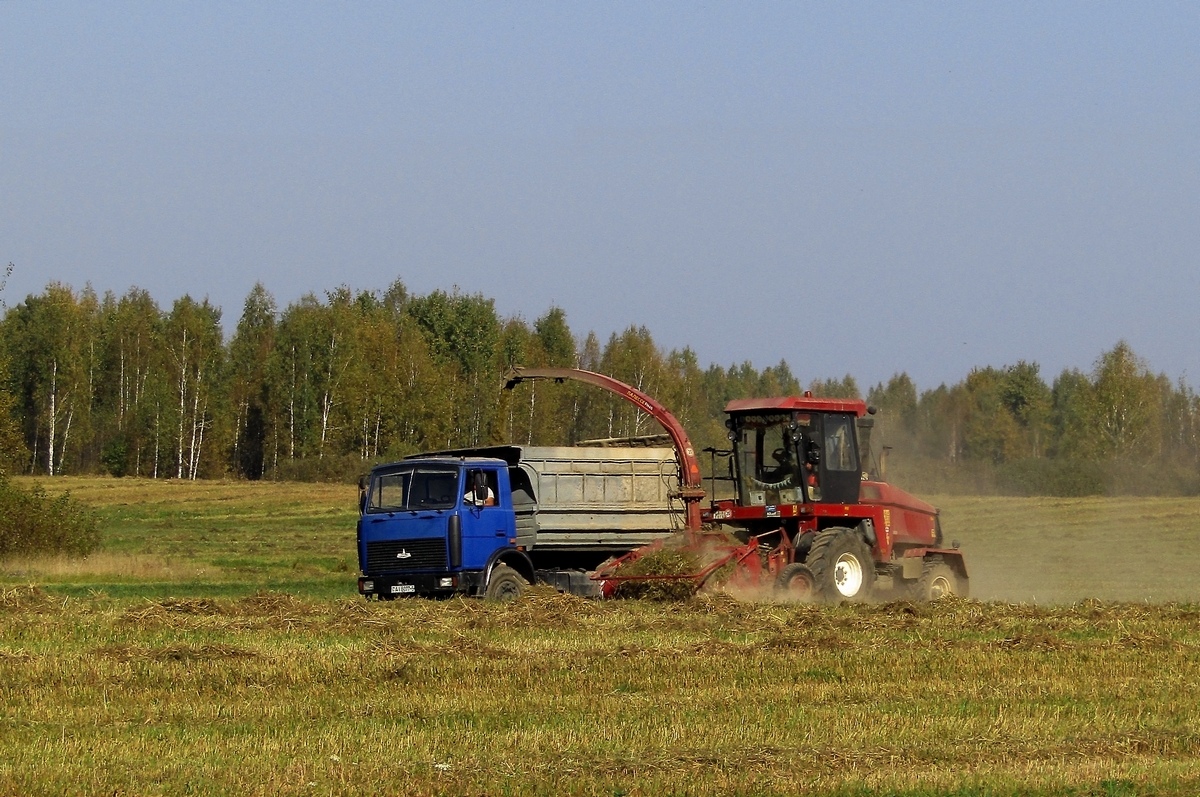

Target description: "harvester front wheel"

left=776, top=563, right=816, bottom=601
left=806, top=528, right=875, bottom=603
left=913, top=558, right=966, bottom=601
left=484, top=565, right=528, bottom=601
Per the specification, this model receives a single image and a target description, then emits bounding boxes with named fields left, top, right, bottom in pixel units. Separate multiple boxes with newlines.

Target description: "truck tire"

left=805, top=528, right=875, bottom=603
left=776, top=563, right=816, bottom=601
left=484, top=565, right=528, bottom=602
left=912, top=558, right=966, bottom=601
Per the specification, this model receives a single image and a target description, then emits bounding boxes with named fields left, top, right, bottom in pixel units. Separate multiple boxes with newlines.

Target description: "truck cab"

left=356, top=456, right=524, bottom=599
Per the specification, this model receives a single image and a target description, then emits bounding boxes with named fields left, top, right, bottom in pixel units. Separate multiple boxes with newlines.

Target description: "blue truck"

left=356, top=444, right=685, bottom=599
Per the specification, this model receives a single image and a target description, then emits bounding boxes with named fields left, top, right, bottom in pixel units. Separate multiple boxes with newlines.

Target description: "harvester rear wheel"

left=806, top=528, right=875, bottom=603
left=776, top=563, right=816, bottom=601
left=912, top=558, right=966, bottom=601
left=484, top=565, right=528, bottom=601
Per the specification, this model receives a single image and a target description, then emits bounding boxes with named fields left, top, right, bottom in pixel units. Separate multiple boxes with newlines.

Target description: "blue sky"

left=3, top=2, right=1198, bottom=391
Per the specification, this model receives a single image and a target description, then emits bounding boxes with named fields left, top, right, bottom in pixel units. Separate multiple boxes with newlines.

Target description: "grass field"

left=2, top=476, right=1200, bottom=795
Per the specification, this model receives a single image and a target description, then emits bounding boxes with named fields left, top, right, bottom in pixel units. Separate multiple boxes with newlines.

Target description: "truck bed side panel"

left=517, top=446, right=682, bottom=547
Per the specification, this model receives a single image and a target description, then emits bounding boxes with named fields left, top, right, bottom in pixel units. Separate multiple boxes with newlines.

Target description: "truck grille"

left=366, top=538, right=448, bottom=572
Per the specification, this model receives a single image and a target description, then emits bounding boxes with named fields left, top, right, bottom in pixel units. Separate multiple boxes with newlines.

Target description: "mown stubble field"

left=2, top=476, right=1200, bottom=795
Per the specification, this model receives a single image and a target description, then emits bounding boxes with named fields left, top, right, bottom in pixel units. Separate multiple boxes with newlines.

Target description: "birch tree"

left=162, top=296, right=223, bottom=479
left=2, top=284, right=89, bottom=474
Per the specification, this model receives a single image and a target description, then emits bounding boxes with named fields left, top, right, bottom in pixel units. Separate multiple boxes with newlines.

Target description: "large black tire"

left=912, top=558, right=967, bottom=601
left=776, top=562, right=816, bottom=602
left=484, top=565, right=528, bottom=601
left=805, top=528, right=876, bottom=603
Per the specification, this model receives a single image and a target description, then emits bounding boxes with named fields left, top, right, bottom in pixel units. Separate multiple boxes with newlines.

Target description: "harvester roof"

left=724, top=396, right=869, bottom=417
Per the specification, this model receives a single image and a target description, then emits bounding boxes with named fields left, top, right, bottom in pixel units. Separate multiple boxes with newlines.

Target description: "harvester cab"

left=695, top=392, right=969, bottom=602
left=717, top=394, right=871, bottom=523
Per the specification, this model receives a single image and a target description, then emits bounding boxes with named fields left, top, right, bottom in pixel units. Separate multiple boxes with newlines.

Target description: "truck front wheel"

left=484, top=565, right=528, bottom=601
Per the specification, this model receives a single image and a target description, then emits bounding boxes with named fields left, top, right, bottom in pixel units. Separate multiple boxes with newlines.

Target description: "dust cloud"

left=934, top=495, right=1200, bottom=604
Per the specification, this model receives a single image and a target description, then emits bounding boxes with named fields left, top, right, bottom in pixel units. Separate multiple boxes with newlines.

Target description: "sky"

left=2, top=2, right=1198, bottom=393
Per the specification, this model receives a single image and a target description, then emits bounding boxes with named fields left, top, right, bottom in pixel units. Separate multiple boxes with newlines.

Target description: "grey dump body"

left=510, top=445, right=682, bottom=550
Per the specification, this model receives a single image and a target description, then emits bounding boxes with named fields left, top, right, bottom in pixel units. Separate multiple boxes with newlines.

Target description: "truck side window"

left=464, top=469, right=498, bottom=507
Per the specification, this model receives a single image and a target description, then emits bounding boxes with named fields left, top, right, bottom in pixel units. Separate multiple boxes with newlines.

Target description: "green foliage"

left=100, top=437, right=129, bottom=477
left=0, top=477, right=100, bottom=557
left=994, top=457, right=1107, bottom=497
left=227, top=283, right=276, bottom=480
left=1087, top=341, right=1164, bottom=461
left=808, top=373, right=861, bottom=398
left=3, top=279, right=1200, bottom=498
left=0, top=354, right=23, bottom=477
left=2, top=283, right=95, bottom=475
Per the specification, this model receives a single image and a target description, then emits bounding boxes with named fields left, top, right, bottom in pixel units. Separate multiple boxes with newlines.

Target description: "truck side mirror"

left=468, top=470, right=494, bottom=506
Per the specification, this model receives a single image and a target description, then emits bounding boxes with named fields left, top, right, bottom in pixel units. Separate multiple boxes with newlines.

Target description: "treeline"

left=0, top=267, right=100, bottom=558
left=1, top=280, right=1198, bottom=496
left=865, top=347, right=1200, bottom=496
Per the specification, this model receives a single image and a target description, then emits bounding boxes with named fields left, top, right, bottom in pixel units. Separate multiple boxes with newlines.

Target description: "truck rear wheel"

left=912, top=558, right=966, bottom=601
left=776, top=563, right=816, bottom=601
left=806, top=528, right=875, bottom=603
left=484, top=565, right=528, bottom=601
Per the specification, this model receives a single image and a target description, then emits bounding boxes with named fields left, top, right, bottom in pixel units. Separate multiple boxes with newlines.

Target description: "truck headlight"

left=438, top=577, right=454, bottom=588
left=360, top=580, right=374, bottom=593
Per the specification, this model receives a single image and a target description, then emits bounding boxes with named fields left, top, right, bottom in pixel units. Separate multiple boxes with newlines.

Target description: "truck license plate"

left=391, top=584, right=415, bottom=594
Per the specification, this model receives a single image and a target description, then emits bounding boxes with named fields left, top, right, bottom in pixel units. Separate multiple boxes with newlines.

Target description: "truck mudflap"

left=358, top=572, right=462, bottom=599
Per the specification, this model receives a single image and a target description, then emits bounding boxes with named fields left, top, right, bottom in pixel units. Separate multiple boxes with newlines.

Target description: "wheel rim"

left=833, top=553, right=863, bottom=597
left=785, top=572, right=813, bottom=598
left=928, top=574, right=952, bottom=600
left=494, top=580, right=521, bottom=600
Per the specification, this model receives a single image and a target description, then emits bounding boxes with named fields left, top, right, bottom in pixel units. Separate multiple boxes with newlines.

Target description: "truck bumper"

left=359, top=572, right=467, bottom=599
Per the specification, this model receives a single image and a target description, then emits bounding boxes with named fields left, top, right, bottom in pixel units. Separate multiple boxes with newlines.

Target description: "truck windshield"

left=367, top=466, right=460, bottom=512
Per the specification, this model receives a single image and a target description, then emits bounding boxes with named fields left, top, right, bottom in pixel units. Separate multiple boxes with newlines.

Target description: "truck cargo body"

left=356, top=445, right=682, bottom=598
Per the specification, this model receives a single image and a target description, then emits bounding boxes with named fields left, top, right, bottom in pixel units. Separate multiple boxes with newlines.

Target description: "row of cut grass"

left=1, top=589, right=1199, bottom=795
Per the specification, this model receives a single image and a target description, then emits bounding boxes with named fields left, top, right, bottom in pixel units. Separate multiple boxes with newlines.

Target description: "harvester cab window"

left=733, top=413, right=803, bottom=505
left=823, top=414, right=858, bottom=472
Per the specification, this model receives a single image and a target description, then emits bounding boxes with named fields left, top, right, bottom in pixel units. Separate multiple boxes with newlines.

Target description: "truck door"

left=459, top=468, right=511, bottom=569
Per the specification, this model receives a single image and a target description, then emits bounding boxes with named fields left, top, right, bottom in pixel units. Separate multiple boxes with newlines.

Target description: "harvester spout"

left=503, top=367, right=705, bottom=530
